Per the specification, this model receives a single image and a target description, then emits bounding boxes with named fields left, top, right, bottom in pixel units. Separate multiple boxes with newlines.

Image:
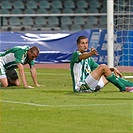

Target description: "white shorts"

left=85, top=74, right=99, bottom=90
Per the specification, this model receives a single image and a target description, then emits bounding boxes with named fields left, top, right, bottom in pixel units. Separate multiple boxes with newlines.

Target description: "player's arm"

left=30, top=65, right=41, bottom=86
left=17, top=63, right=34, bottom=88
left=79, top=48, right=99, bottom=60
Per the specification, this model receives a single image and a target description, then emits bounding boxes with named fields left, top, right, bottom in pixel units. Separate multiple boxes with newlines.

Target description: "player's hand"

left=25, top=85, right=34, bottom=89
left=91, top=48, right=99, bottom=55
left=27, top=86, right=34, bottom=89
left=114, top=68, right=123, bottom=78
left=35, top=84, right=43, bottom=87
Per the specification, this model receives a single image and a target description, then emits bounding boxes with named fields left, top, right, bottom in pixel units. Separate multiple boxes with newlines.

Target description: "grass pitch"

left=0, top=68, right=133, bottom=133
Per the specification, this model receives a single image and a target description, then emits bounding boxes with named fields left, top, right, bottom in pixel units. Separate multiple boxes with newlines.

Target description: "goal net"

left=113, top=0, right=133, bottom=78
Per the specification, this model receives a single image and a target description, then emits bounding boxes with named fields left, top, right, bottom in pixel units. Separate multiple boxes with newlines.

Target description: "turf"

left=0, top=68, right=133, bottom=133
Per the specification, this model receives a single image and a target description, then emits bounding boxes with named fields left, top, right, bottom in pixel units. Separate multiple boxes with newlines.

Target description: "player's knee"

left=100, top=64, right=108, bottom=70
left=15, top=79, right=20, bottom=86
left=16, top=82, right=20, bottom=86
left=98, top=64, right=108, bottom=71
left=1, top=82, right=8, bottom=87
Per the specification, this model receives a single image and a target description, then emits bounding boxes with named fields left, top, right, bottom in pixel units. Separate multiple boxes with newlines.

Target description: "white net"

left=114, top=0, right=133, bottom=78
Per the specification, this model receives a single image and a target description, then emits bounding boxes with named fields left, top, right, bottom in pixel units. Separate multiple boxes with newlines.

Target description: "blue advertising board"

left=0, top=29, right=133, bottom=66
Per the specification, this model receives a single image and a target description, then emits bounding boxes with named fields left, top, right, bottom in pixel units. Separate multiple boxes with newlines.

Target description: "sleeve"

left=71, top=51, right=81, bottom=63
left=14, top=49, right=26, bottom=63
left=89, top=57, right=99, bottom=71
left=29, top=60, right=35, bottom=68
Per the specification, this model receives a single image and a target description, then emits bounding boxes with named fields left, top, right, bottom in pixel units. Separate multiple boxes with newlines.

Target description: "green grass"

left=0, top=68, right=133, bottom=133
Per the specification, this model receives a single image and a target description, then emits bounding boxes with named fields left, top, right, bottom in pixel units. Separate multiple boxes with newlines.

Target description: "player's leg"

left=0, top=78, right=8, bottom=87
left=88, top=64, right=128, bottom=91
left=101, top=75, right=109, bottom=85
left=8, top=78, right=20, bottom=86
left=84, top=74, right=100, bottom=91
left=94, top=75, right=109, bottom=92
left=6, top=69, right=20, bottom=86
left=118, top=77, right=133, bottom=87
left=101, top=66, right=133, bottom=90
left=84, top=65, right=111, bottom=91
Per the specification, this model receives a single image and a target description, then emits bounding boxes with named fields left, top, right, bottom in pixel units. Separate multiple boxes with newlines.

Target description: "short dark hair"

left=76, top=36, right=88, bottom=44
left=30, top=46, right=40, bottom=55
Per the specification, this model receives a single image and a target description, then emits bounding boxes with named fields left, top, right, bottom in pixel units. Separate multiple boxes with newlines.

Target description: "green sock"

left=106, top=74, right=126, bottom=91
left=118, top=77, right=133, bottom=87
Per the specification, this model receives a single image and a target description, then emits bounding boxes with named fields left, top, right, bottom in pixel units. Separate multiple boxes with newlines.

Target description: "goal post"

left=107, top=0, right=114, bottom=68
left=107, top=0, right=133, bottom=78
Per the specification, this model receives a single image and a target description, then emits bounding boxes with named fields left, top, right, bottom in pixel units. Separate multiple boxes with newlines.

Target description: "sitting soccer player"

left=70, top=36, right=133, bottom=92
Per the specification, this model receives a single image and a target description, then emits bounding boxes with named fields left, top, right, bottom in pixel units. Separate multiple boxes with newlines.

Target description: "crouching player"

left=0, top=45, right=41, bottom=88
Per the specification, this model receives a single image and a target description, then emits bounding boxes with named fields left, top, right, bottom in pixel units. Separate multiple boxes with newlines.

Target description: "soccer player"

left=0, top=45, right=41, bottom=88
left=70, top=36, right=133, bottom=92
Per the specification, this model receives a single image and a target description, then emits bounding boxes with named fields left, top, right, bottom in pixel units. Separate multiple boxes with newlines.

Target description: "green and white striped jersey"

left=70, top=51, right=98, bottom=92
left=0, top=45, right=34, bottom=70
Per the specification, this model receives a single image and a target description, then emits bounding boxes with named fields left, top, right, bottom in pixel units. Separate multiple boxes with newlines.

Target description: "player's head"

left=76, top=36, right=88, bottom=53
left=28, top=46, right=40, bottom=60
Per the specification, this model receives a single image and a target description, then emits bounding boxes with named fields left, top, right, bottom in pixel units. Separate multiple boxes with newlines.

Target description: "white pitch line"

left=0, top=100, right=128, bottom=107
left=25, top=72, right=70, bottom=76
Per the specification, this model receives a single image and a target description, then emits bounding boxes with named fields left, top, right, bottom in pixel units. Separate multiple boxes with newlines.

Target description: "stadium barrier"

left=0, top=29, right=132, bottom=66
